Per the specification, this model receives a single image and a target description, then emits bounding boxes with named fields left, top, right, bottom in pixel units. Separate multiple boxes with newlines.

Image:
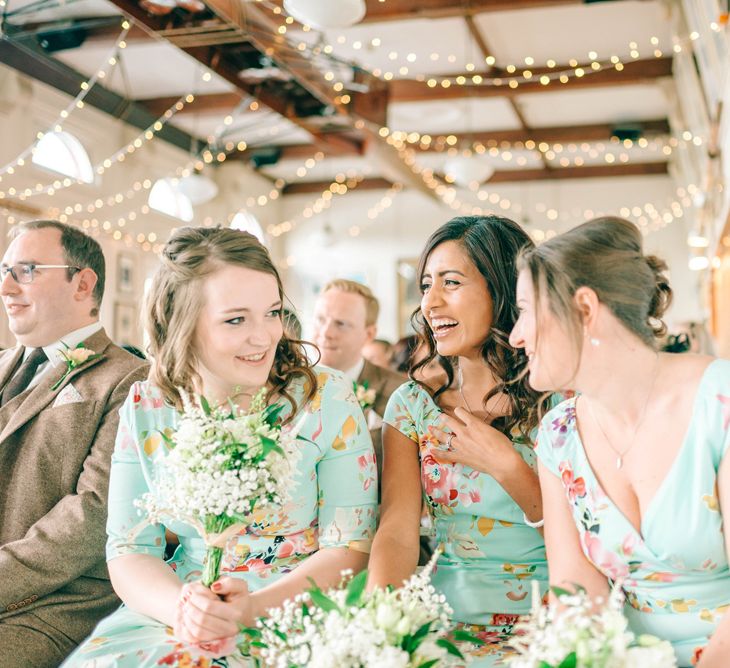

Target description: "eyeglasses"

left=0, top=264, right=81, bottom=284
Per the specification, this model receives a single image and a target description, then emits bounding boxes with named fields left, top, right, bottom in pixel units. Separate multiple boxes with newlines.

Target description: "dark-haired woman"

left=64, top=227, right=377, bottom=667
left=510, top=216, right=730, bottom=667
left=368, top=216, right=549, bottom=665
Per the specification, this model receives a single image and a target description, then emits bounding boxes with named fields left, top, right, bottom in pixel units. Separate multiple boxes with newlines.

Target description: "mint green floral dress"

left=63, top=368, right=377, bottom=668
left=536, top=359, right=730, bottom=667
left=384, top=381, right=548, bottom=667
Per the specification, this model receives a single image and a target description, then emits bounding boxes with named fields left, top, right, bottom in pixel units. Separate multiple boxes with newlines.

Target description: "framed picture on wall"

left=396, top=258, right=419, bottom=337
left=114, top=302, right=137, bottom=344
left=117, top=252, right=135, bottom=294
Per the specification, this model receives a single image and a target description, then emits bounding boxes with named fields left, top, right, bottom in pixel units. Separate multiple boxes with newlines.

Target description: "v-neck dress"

left=535, top=359, right=730, bottom=667
left=384, top=381, right=548, bottom=666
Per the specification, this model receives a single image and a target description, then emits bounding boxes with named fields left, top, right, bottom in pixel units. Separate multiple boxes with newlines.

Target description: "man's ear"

left=364, top=324, right=377, bottom=345
left=74, top=267, right=98, bottom=303
left=573, top=285, right=599, bottom=329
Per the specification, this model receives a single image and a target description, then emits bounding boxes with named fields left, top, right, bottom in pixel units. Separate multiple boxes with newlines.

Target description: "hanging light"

left=283, top=0, right=366, bottom=29
left=148, top=178, right=194, bottom=222
left=443, top=156, right=495, bottom=187
left=231, top=210, right=266, bottom=244
left=177, top=173, right=219, bottom=205
left=32, top=131, right=94, bottom=184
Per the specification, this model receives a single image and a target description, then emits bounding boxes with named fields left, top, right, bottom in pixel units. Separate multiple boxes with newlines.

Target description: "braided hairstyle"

left=144, top=226, right=316, bottom=416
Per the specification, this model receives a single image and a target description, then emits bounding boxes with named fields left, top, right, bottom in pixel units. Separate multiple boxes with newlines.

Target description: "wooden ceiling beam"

left=482, top=161, right=668, bottom=183
left=234, top=120, right=670, bottom=160
left=284, top=162, right=668, bottom=194
left=391, top=57, right=673, bottom=101
left=283, top=177, right=393, bottom=195
left=360, top=0, right=581, bottom=23
left=138, top=91, right=244, bottom=116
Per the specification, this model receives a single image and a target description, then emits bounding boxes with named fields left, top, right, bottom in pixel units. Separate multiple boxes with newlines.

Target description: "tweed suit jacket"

left=357, top=359, right=405, bottom=484
left=0, top=328, right=148, bottom=646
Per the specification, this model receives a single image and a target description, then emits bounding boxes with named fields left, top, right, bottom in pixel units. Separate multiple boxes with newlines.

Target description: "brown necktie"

left=0, top=348, right=48, bottom=406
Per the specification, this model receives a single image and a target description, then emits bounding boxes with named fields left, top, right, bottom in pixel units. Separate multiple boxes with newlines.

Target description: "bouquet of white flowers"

left=509, top=583, right=676, bottom=668
left=136, top=389, right=301, bottom=586
left=241, top=551, right=478, bottom=667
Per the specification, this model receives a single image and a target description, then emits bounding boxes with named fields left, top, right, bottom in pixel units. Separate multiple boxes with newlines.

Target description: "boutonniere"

left=51, top=342, right=101, bottom=390
left=353, top=380, right=377, bottom=411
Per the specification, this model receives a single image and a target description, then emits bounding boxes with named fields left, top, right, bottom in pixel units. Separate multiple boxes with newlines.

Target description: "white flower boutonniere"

left=353, top=380, right=377, bottom=411
left=51, top=342, right=101, bottom=390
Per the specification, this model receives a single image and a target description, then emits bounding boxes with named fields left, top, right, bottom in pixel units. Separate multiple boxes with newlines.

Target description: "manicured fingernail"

left=211, top=582, right=221, bottom=591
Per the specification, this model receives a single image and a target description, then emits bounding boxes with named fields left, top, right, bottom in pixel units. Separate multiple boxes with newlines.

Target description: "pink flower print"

left=581, top=531, right=629, bottom=580
left=621, top=533, right=637, bottom=558
left=558, top=461, right=586, bottom=502
left=718, top=394, right=730, bottom=431
left=467, top=490, right=481, bottom=504
left=422, top=451, right=458, bottom=505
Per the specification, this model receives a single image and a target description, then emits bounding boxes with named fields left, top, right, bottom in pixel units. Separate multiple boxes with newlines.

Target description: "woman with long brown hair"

left=368, top=215, right=549, bottom=665
left=65, top=226, right=377, bottom=667
left=510, top=216, right=730, bottom=667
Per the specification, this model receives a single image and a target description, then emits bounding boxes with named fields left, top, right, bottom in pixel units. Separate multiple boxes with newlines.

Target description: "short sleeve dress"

left=63, top=368, right=378, bottom=668
left=384, top=381, right=548, bottom=667
left=535, top=359, right=730, bottom=667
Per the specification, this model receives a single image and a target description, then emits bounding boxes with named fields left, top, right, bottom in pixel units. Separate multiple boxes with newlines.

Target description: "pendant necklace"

left=585, top=355, right=660, bottom=470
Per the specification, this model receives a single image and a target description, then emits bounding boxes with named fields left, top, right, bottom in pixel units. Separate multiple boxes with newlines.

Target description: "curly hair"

left=410, top=215, right=547, bottom=440
left=143, top=226, right=316, bottom=418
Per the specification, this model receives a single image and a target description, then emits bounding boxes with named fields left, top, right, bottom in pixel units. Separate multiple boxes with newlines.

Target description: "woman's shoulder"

left=535, top=396, right=579, bottom=460
left=123, top=380, right=174, bottom=418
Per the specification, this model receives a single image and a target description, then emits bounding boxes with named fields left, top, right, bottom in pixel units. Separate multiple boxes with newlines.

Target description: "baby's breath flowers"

left=136, top=389, right=301, bottom=586
left=509, top=583, right=676, bottom=668
left=241, top=550, right=479, bottom=667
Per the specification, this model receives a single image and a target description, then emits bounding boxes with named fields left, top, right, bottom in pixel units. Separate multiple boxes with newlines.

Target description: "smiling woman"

left=63, top=226, right=378, bottom=668
left=367, top=215, right=552, bottom=666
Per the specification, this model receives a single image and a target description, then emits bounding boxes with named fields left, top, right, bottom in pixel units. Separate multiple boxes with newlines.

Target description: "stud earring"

left=590, top=337, right=600, bottom=347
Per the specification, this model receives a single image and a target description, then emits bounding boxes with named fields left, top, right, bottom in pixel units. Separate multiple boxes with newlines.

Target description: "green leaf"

left=261, top=435, right=285, bottom=457
left=538, top=662, right=554, bottom=668
left=550, top=586, right=573, bottom=598
left=199, top=395, right=211, bottom=416
left=417, top=660, right=440, bottom=668
left=306, top=578, right=341, bottom=613
left=344, top=569, right=368, bottom=607
left=452, top=629, right=485, bottom=646
left=263, top=402, right=285, bottom=426
left=435, top=638, right=465, bottom=659
left=240, top=627, right=262, bottom=638
left=158, top=429, right=174, bottom=446
left=558, top=652, right=577, bottom=668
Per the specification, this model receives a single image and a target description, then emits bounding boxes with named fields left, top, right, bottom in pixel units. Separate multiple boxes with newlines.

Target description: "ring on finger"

left=446, top=433, right=456, bottom=451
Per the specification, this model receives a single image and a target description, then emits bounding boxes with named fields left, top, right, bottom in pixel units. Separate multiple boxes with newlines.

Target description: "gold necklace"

left=585, top=355, right=660, bottom=470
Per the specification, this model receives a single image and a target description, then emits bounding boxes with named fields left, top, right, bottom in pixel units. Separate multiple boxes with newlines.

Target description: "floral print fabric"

left=535, top=359, right=730, bottom=667
left=384, top=381, right=548, bottom=666
left=63, top=368, right=377, bottom=667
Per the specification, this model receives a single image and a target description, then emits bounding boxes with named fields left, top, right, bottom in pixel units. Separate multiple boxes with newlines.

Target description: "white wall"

left=280, top=175, right=701, bottom=343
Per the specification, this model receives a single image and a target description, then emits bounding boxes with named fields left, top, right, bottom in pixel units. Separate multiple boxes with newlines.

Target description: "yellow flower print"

left=332, top=414, right=358, bottom=451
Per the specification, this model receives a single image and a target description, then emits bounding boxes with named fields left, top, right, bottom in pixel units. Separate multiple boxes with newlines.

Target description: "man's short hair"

left=10, top=220, right=106, bottom=315
left=322, top=279, right=379, bottom=327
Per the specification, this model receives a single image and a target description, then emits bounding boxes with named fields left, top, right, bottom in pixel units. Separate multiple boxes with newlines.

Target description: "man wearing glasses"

left=0, top=220, right=148, bottom=667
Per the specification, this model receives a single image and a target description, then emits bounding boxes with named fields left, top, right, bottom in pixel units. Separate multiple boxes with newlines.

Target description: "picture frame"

left=117, top=252, right=135, bottom=294
left=396, top=258, right=419, bottom=338
left=114, top=302, right=137, bottom=345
